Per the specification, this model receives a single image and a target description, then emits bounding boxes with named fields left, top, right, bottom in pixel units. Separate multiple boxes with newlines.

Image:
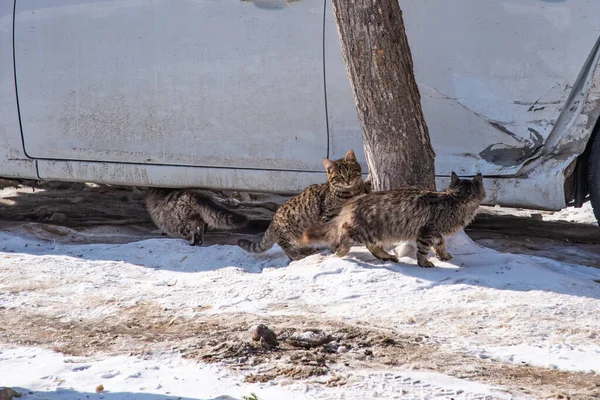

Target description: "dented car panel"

left=2, top=0, right=600, bottom=212
left=327, top=0, right=600, bottom=183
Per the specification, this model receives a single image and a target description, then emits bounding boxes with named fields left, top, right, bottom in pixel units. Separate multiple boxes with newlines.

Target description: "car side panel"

left=14, top=0, right=327, bottom=171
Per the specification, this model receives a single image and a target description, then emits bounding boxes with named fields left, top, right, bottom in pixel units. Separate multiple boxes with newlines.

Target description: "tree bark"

left=332, top=0, right=436, bottom=191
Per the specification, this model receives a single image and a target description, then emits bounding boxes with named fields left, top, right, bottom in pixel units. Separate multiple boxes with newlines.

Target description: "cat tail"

left=301, top=219, right=340, bottom=246
left=237, top=223, right=277, bottom=253
left=192, top=192, right=248, bottom=230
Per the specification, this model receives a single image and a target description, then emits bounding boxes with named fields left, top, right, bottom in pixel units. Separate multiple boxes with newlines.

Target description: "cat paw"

left=418, top=259, right=435, bottom=268
left=435, top=252, right=452, bottom=261
left=335, top=249, right=350, bottom=258
left=379, top=255, right=398, bottom=263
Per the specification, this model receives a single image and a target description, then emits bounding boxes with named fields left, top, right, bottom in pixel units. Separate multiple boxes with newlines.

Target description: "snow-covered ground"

left=1, top=182, right=600, bottom=399
left=480, top=202, right=598, bottom=225
left=1, top=346, right=512, bottom=400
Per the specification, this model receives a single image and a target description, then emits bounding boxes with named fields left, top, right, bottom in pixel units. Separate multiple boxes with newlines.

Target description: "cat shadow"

left=0, top=234, right=291, bottom=274
left=7, top=388, right=240, bottom=400
left=335, top=233, right=600, bottom=300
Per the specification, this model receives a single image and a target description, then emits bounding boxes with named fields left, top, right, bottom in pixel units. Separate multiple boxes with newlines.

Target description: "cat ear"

left=344, top=149, right=357, bottom=162
left=473, top=173, right=483, bottom=185
left=450, top=172, right=460, bottom=186
left=322, top=158, right=335, bottom=173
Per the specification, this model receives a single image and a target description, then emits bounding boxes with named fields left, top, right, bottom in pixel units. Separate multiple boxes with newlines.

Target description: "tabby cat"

left=146, top=188, right=248, bottom=246
left=237, top=149, right=365, bottom=260
left=303, top=172, right=485, bottom=267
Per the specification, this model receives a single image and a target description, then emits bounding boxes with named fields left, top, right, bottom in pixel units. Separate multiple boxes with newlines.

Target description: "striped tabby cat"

left=237, top=149, right=365, bottom=260
left=303, top=173, right=485, bottom=267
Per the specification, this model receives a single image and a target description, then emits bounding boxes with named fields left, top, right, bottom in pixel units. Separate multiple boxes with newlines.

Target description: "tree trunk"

left=332, top=0, right=436, bottom=191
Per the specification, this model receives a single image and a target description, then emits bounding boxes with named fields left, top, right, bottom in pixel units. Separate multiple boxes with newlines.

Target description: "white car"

left=2, top=0, right=600, bottom=223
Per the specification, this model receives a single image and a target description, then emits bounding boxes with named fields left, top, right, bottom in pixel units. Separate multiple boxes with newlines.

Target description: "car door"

left=14, top=0, right=327, bottom=172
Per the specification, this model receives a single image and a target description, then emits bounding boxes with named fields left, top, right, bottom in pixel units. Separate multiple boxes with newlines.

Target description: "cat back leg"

left=366, top=244, right=399, bottom=262
left=432, top=236, right=452, bottom=261
left=200, top=222, right=208, bottom=245
left=416, top=233, right=435, bottom=268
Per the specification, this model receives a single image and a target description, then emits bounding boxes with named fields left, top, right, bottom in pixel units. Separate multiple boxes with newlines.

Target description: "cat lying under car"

left=146, top=188, right=247, bottom=246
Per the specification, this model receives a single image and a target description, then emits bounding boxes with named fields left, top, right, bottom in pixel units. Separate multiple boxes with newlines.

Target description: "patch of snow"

left=482, top=202, right=597, bottom=224
left=476, top=343, right=600, bottom=373
left=543, top=202, right=597, bottom=224
left=0, top=347, right=510, bottom=400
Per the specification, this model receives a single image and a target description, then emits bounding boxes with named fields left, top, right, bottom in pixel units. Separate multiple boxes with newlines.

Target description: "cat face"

left=449, top=172, right=485, bottom=199
left=323, top=149, right=363, bottom=189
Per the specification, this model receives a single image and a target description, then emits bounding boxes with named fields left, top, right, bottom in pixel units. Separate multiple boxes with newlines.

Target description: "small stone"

left=0, top=387, right=21, bottom=400
left=251, top=324, right=278, bottom=348
left=324, top=341, right=340, bottom=352
left=287, top=329, right=333, bottom=349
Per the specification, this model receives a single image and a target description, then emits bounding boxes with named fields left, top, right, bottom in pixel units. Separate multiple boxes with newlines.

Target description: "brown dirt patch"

left=1, top=305, right=599, bottom=399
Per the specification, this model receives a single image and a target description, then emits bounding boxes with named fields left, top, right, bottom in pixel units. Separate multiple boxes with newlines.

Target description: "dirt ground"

left=1, top=179, right=600, bottom=399
left=2, top=303, right=600, bottom=399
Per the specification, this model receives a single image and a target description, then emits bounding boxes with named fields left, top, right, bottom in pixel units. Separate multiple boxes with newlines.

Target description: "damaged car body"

left=1, top=0, right=600, bottom=222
